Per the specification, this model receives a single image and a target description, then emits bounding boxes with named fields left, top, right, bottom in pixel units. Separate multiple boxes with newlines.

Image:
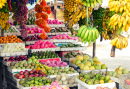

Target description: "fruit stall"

left=0, top=0, right=130, bottom=89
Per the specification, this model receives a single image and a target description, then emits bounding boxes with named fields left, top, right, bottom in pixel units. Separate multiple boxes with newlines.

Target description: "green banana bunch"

left=81, top=0, right=103, bottom=7
left=77, top=25, right=99, bottom=44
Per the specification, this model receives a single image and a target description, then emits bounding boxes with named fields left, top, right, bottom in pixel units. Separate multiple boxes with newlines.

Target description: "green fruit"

left=30, top=80, right=34, bottom=84
left=94, top=65, right=101, bottom=70
left=99, top=76, right=105, bottom=80
left=112, top=72, right=117, bottom=77
left=39, top=79, right=42, bottom=83
left=45, top=83, right=51, bottom=85
left=42, top=80, right=46, bottom=84
left=82, top=59, right=87, bottom=64
left=122, top=68, right=129, bottom=74
left=46, top=79, right=51, bottom=83
left=108, top=71, right=114, bottom=76
left=30, top=84, right=34, bottom=87
left=55, top=66, right=59, bottom=70
left=87, top=81, right=93, bottom=85
left=94, top=79, right=99, bottom=84
left=57, top=72, right=61, bottom=75
left=75, top=60, right=81, bottom=65
left=104, top=75, right=110, bottom=82
left=34, top=77, right=39, bottom=81
left=93, top=57, right=99, bottom=62
left=84, top=74, right=90, bottom=79
left=79, top=73, right=84, bottom=77
left=96, top=74, right=101, bottom=79
left=101, top=64, right=107, bottom=69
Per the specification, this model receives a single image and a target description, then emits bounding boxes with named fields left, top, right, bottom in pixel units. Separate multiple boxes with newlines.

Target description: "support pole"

left=110, top=46, right=116, bottom=57
left=93, top=42, right=96, bottom=58
left=54, top=0, right=57, bottom=19
left=100, top=34, right=103, bottom=42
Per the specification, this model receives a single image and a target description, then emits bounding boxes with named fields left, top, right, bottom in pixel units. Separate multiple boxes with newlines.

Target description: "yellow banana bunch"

left=109, top=1, right=130, bottom=13
left=0, top=0, right=7, bottom=8
left=64, top=0, right=80, bottom=12
left=0, top=12, right=10, bottom=30
left=110, top=36, right=128, bottom=49
left=109, top=0, right=130, bottom=3
left=66, top=6, right=92, bottom=28
left=109, top=14, right=130, bottom=32
left=102, top=31, right=111, bottom=40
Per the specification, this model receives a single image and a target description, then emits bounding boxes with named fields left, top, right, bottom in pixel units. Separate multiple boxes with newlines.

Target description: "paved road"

left=82, top=38, right=130, bottom=70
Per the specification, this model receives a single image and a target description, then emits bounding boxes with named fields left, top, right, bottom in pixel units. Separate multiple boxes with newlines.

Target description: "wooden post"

left=110, top=46, right=116, bottom=57
left=93, top=42, right=96, bottom=58
left=54, top=0, right=57, bottom=19
left=100, top=34, right=103, bottom=42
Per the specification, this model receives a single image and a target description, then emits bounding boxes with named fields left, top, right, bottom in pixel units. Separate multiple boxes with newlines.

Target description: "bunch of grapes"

left=14, top=0, right=28, bottom=37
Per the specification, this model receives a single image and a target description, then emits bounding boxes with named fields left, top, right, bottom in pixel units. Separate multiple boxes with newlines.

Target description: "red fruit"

left=23, top=72, right=28, bottom=75
left=38, top=74, right=43, bottom=77
left=34, top=74, right=39, bottom=77
left=38, top=70, right=43, bottom=74
left=36, top=70, right=39, bottom=73
left=29, top=71, right=33, bottom=74
left=18, top=75, right=24, bottom=79
left=20, top=71, right=24, bottom=75
left=29, top=75, right=33, bottom=78
left=47, top=11, right=51, bottom=14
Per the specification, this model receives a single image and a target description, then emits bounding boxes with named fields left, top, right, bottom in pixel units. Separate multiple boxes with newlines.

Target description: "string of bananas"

left=64, top=0, right=81, bottom=12
left=110, top=35, right=128, bottom=49
left=109, top=0, right=130, bottom=3
left=79, top=0, right=103, bottom=7
left=77, top=25, right=99, bottom=44
left=65, top=6, right=92, bottom=28
left=108, top=1, right=130, bottom=13
left=102, top=9, right=116, bottom=40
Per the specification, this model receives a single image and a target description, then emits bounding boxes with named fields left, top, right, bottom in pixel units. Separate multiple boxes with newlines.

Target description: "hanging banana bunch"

left=110, top=35, right=128, bottom=49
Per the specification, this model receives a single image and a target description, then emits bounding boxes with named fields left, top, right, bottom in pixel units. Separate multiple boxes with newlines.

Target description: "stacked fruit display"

left=47, top=19, right=63, bottom=24
left=32, top=51, right=59, bottom=59
left=4, top=55, right=28, bottom=62
left=47, top=67, right=77, bottom=75
left=0, top=35, right=23, bottom=43
left=64, top=52, right=80, bottom=58
left=14, top=69, right=47, bottom=79
left=26, top=27, right=42, bottom=34
left=27, top=40, right=57, bottom=49
left=19, top=77, right=52, bottom=87
left=51, top=73, right=78, bottom=86
left=35, top=64, right=51, bottom=73
left=59, top=43, right=82, bottom=48
left=72, top=56, right=107, bottom=70
left=1, top=43, right=28, bottom=53
left=77, top=26, right=99, bottom=44
left=23, top=35, right=43, bottom=41
left=9, top=57, right=39, bottom=69
left=110, top=35, right=128, bottom=49
left=77, top=72, right=113, bottom=85
left=50, top=27, right=69, bottom=33
left=41, top=61, right=68, bottom=67
left=50, top=34, right=77, bottom=40
left=108, top=66, right=129, bottom=78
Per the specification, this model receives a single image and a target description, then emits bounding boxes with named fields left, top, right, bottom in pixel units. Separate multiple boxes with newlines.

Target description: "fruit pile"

left=28, top=40, right=56, bottom=49
left=77, top=26, right=99, bottom=44
left=35, top=64, right=50, bottom=73
left=108, top=66, right=129, bottom=78
left=78, top=72, right=113, bottom=85
left=35, top=0, right=51, bottom=33
left=1, top=43, right=27, bottom=53
left=32, top=51, right=59, bottom=59
left=4, top=55, right=28, bottom=62
left=72, top=56, right=107, bottom=70
left=47, top=19, right=63, bottom=24
left=64, top=52, right=79, bottom=58
left=52, top=73, right=78, bottom=86
left=14, top=69, right=47, bottom=79
left=59, top=43, right=82, bottom=48
left=50, top=34, right=77, bottom=40
left=41, top=61, right=68, bottom=67
left=92, top=7, right=105, bottom=34
left=19, top=77, right=52, bottom=87
left=50, top=27, right=69, bottom=33
left=26, top=27, right=42, bottom=34
left=110, top=35, right=128, bottom=49
left=9, top=57, right=39, bottom=69
left=3, top=26, right=18, bottom=33
left=0, top=35, right=23, bottom=43
left=47, top=67, right=77, bottom=75
left=23, top=35, right=43, bottom=41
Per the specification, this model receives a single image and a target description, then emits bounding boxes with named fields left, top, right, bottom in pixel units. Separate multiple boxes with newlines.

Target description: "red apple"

left=36, top=70, right=39, bottom=73
left=23, top=72, right=28, bottom=75
left=29, top=71, right=33, bottom=74
left=20, top=71, right=24, bottom=75
left=24, top=75, right=28, bottom=78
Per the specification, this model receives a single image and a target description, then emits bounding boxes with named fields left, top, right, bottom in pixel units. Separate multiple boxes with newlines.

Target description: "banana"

left=83, top=28, right=89, bottom=42
left=81, top=27, right=87, bottom=39
left=77, top=25, right=87, bottom=37
left=87, top=29, right=92, bottom=42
